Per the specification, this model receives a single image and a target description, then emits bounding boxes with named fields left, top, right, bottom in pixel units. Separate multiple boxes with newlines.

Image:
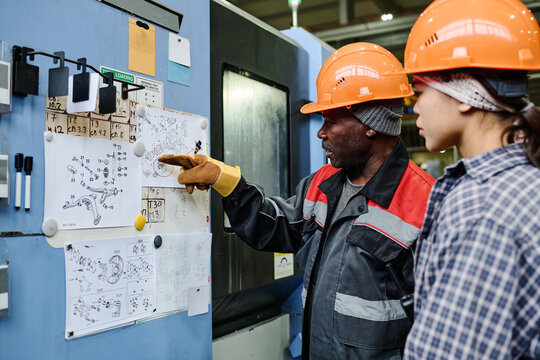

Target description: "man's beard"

left=340, top=155, right=369, bottom=179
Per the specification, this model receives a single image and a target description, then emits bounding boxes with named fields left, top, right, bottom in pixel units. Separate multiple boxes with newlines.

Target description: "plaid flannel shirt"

left=404, top=143, right=540, bottom=359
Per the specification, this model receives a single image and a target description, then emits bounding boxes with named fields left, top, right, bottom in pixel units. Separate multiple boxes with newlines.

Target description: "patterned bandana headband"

left=413, top=73, right=517, bottom=113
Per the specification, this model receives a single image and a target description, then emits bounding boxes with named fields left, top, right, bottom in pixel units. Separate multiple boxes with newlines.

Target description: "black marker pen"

left=14, top=153, right=23, bottom=209
left=24, top=156, right=33, bottom=211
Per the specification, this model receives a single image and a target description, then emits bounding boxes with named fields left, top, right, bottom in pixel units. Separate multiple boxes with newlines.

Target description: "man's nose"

left=317, top=124, right=327, bottom=140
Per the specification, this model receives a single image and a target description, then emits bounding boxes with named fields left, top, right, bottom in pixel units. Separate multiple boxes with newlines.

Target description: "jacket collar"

left=318, top=140, right=410, bottom=209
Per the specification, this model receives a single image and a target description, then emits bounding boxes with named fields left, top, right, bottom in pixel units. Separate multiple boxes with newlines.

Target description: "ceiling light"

left=381, top=13, right=393, bottom=21
left=288, top=0, right=301, bottom=28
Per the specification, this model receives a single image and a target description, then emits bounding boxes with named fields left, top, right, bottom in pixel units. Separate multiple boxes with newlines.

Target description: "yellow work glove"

left=158, top=154, right=241, bottom=197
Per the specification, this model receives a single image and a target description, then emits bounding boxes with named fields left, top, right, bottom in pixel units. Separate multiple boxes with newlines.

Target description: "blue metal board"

left=0, top=0, right=212, bottom=358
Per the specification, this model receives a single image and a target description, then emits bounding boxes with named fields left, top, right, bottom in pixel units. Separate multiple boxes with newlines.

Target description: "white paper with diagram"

left=64, top=235, right=156, bottom=339
left=135, top=105, right=208, bottom=188
left=155, top=233, right=212, bottom=314
left=44, top=132, right=142, bottom=230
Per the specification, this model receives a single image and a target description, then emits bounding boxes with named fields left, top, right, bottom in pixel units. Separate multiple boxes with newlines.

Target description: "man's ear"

left=366, top=128, right=377, bottom=137
left=458, top=103, right=472, bottom=113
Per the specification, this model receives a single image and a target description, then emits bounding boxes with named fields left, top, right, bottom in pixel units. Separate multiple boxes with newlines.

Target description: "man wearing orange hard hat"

left=160, top=43, right=434, bottom=359
left=401, top=0, right=540, bottom=359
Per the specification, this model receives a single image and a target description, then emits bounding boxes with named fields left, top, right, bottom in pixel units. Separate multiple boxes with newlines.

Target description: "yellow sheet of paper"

left=128, top=17, right=156, bottom=77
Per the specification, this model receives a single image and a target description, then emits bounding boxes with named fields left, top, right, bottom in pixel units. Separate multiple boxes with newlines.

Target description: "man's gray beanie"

left=349, top=98, right=404, bottom=136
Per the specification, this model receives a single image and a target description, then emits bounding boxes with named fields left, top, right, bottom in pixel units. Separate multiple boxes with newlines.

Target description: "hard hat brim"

left=300, top=91, right=414, bottom=114
left=300, top=100, right=358, bottom=114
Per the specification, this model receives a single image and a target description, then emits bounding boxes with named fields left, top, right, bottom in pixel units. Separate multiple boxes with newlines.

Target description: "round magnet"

left=44, top=131, right=54, bottom=142
left=136, top=105, right=146, bottom=117
left=134, top=214, right=146, bottom=231
left=42, top=218, right=58, bottom=237
left=133, top=141, right=145, bottom=157
left=154, top=235, right=162, bottom=248
left=200, top=118, right=208, bottom=129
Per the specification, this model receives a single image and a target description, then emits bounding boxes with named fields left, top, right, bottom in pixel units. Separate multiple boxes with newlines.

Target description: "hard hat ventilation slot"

left=424, top=33, right=439, bottom=48
left=335, top=77, right=347, bottom=88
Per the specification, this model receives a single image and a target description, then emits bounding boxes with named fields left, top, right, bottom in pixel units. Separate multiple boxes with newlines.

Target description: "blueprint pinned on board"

left=136, top=105, right=208, bottom=188
left=155, top=233, right=211, bottom=314
left=44, top=132, right=142, bottom=230
left=64, top=236, right=156, bottom=339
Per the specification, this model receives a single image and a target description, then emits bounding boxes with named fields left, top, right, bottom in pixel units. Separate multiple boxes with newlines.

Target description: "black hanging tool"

left=11, top=45, right=146, bottom=101
left=12, top=46, right=39, bottom=97
left=48, top=51, right=69, bottom=97
left=72, top=57, right=89, bottom=103
left=99, top=71, right=116, bottom=114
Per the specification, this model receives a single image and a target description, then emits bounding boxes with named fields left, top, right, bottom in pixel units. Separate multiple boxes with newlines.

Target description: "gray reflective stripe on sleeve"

left=353, top=205, right=420, bottom=248
left=302, top=287, right=307, bottom=308
left=334, top=292, right=407, bottom=321
left=302, top=199, right=327, bottom=227
left=246, top=180, right=266, bottom=204
left=266, top=198, right=284, bottom=219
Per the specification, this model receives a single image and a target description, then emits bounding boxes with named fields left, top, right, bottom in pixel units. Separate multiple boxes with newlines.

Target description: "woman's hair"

left=473, top=72, right=540, bottom=168
left=497, top=97, right=540, bottom=168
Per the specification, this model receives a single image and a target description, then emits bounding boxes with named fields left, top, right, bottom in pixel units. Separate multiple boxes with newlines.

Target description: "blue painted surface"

left=282, top=282, right=303, bottom=360
left=0, top=0, right=211, bottom=359
left=281, top=282, right=303, bottom=336
left=281, top=28, right=334, bottom=173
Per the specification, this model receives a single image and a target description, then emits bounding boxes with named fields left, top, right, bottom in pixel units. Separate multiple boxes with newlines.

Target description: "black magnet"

left=154, top=235, right=162, bottom=248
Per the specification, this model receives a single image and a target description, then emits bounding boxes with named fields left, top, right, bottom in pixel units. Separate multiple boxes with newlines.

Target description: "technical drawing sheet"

left=136, top=105, right=208, bottom=188
left=44, top=133, right=142, bottom=230
left=155, top=233, right=211, bottom=314
left=64, top=236, right=156, bottom=339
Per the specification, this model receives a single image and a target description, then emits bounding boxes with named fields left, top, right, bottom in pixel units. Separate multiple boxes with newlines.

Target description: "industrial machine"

left=210, top=0, right=310, bottom=338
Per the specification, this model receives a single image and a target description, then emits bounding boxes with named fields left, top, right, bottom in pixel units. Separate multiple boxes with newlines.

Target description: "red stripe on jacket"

left=304, top=164, right=340, bottom=204
left=367, top=160, right=434, bottom=229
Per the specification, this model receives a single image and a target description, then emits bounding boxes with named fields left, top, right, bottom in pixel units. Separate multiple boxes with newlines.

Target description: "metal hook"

left=22, top=47, right=35, bottom=62
left=103, top=71, right=114, bottom=86
left=52, top=51, right=65, bottom=68
left=76, top=57, right=87, bottom=74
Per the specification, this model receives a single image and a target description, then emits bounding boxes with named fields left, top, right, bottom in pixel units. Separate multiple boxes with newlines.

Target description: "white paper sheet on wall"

left=64, top=235, right=156, bottom=339
left=136, top=105, right=208, bottom=188
left=188, top=285, right=209, bottom=316
left=44, top=132, right=142, bottom=230
left=168, top=33, right=191, bottom=67
left=155, top=233, right=211, bottom=314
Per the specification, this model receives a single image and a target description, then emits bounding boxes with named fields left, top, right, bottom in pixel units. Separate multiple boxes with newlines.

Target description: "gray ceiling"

left=228, top=0, right=540, bottom=103
left=228, top=0, right=431, bottom=33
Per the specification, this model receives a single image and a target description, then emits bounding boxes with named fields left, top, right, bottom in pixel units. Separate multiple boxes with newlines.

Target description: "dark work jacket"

left=223, top=141, right=434, bottom=360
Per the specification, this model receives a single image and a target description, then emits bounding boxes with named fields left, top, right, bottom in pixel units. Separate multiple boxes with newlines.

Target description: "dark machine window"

left=222, top=67, right=290, bottom=199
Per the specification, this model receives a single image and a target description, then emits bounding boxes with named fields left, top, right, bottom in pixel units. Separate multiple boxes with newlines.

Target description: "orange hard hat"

left=301, top=42, right=413, bottom=114
left=404, top=0, right=540, bottom=74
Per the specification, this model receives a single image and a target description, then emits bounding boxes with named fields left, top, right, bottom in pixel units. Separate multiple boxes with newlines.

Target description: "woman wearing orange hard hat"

left=402, top=0, right=540, bottom=359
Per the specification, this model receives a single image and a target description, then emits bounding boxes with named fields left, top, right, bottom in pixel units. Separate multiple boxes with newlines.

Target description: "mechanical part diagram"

left=64, top=236, right=156, bottom=339
left=63, top=143, right=126, bottom=226
left=155, top=233, right=211, bottom=314
left=45, top=133, right=142, bottom=230
left=136, top=105, right=208, bottom=188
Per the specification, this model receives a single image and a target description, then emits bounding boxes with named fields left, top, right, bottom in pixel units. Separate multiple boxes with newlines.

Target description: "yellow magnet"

left=134, top=214, right=146, bottom=231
